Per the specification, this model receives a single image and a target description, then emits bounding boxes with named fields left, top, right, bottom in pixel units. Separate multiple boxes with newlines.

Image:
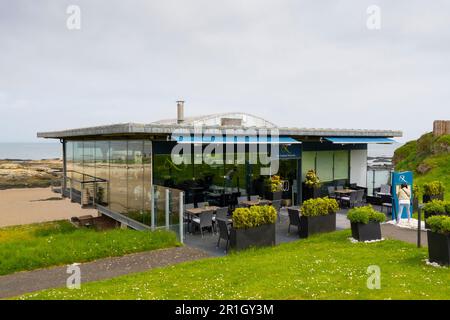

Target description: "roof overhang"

left=325, top=137, right=396, bottom=144
left=172, top=135, right=301, bottom=144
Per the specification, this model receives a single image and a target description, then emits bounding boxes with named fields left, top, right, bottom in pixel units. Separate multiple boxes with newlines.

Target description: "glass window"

left=109, top=141, right=128, bottom=214
left=334, top=150, right=349, bottom=180
left=316, top=151, right=334, bottom=182
left=127, top=140, right=144, bottom=221
left=301, top=151, right=316, bottom=182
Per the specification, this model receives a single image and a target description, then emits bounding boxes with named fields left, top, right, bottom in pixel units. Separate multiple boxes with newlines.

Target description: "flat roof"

left=37, top=122, right=402, bottom=139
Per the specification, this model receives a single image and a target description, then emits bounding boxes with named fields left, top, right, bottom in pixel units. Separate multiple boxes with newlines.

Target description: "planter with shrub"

left=299, top=197, right=339, bottom=238
left=426, top=215, right=450, bottom=266
left=230, top=205, right=277, bottom=250
left=303, top=170, right=321, bottom=201
left=264, top=175, right=283, bottom=201
left=347, top=206, right=385, bottom=241
left=423, top=200, right=448, bottom=229
left=423, top=181, right=445, bottom=203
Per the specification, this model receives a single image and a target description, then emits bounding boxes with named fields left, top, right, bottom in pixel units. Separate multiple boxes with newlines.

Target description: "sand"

left=0, top=187, right=98, bottom=228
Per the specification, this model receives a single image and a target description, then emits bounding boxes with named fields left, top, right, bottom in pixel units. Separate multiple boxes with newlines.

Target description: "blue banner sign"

left=279, top=144, right=301, bottom=159
left=391, top=171, right=414, bottom=220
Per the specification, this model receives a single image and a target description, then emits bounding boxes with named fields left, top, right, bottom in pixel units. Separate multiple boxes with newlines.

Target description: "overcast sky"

left=1, top=1, right=449, bottom=142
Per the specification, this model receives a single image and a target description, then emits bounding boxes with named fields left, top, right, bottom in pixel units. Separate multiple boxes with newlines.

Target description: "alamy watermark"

left=66, top=264, right=81, bottom=289
left=366, top=265, right=381, bottom=289
left=66, top=5, right=81, bottom=30
left=366, top=5, right=381, bottom=30
left=170, top=125, right=280, bottom=176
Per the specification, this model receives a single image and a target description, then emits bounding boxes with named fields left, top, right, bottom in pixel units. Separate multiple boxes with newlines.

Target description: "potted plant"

left=347, top=205, right=386, bottom=241
left=426, top=215, right=450, bottom=266
left=423, top=200, right=447, bottom=229
left=264, top=175, right=283, bottom=201
left=299, top=197, right=339, bottom=238
left=423, top=181, right=445, bottom=203
left=230, top=205, right=277, bottom=250
left=303, top=170, right=321, bottom=201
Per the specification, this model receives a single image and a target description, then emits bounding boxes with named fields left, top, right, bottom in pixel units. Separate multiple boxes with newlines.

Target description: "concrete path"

left=0, top=246, right=210, bottom=299
left=381, top=223, right=428, bottom=247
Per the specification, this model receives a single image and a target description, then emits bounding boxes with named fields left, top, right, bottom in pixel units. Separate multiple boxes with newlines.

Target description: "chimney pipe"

left=177, top=100, right=185, bottom=124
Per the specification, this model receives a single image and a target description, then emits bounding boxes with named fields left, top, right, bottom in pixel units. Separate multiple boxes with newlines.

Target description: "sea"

left=0, top=142, right=403, bottom=161
left=0, top=142, right=62, bottom=160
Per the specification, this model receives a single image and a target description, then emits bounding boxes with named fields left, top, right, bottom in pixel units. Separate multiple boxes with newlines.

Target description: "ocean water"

left=0, top=142, right=62, bottom=160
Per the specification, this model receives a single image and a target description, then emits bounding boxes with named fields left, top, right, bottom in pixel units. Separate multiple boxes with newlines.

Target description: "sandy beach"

left=0, top=187, right=97, bottom=228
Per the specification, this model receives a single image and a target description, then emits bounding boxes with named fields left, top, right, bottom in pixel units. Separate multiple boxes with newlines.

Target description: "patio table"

left=334, top=189, right=356, bottom=195
left=186, top=206, right=220, bottom=216
left=239, top=200, right=272, bottom=207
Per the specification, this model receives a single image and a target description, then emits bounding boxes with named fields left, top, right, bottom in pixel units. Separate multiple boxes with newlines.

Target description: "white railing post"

left=151, top=186, right=155, bottom=230
left=165, top=188, right=170, bottom=230
left=179, top=192, right=184, bottom=243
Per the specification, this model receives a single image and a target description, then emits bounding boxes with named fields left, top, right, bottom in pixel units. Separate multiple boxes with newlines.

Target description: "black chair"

left=183, top=203, right=194, bottom=234
left=341, top=191, right=357, bottom=208
left=355, top=189, right=365, bottom=207
left=213, top=207, right=229, bottom=231
left=191, top=210, right=214, bottom=237
left=380, top=194, right=393, bottom=215
left=288, top=208, right=301, bottom=234
left=216, top=219, right=231, bottom=253
left=272, top=200, right=282, bottom=222
left=327, top=186, right=336, bottom=199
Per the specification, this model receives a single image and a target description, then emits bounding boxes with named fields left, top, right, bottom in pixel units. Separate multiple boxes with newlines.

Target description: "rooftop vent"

left=177, top=100, right=185, bottom=124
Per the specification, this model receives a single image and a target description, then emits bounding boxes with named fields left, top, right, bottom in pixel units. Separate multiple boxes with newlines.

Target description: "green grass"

left=20, top=230, right=450, bottom=300
left=0, top=221, right=179, bottom=276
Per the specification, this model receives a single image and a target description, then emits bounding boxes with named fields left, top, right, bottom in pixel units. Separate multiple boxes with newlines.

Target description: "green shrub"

left=305, top=170, right=321, bottom=189
left=301, top=197, right=339, bottom=217
left=423, top=181, right=445, bottom=196
left=232, top=205, right=277, bottom=229
left=445, top=202, right=450, bottom=215
left=427, top=215, right=450, bottom=234
left=423, top=200, right=446, bottom=215
left=347, top=205, right=386, bottom=224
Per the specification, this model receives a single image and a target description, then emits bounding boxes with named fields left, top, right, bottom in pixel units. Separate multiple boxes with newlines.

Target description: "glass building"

left=38, top=109, right=401, bottom=230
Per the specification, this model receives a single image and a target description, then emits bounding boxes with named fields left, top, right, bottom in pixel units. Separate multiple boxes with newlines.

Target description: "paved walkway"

left=381, top=223, right=428, bottom=247
left=0, top=246, right=210, bottom=299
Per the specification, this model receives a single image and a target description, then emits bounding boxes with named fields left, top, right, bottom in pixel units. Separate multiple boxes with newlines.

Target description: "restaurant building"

left=37, top=102, right=402, bottom=231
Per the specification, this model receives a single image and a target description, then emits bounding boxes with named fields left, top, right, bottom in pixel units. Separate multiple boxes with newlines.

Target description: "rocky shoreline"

left=0, top=159, right=62, bottom=190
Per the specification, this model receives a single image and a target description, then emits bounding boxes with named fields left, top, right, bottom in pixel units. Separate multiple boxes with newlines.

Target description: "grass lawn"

left=0, top=221, right=179, bottom=276
left=20, top=230, right=450, bottom=300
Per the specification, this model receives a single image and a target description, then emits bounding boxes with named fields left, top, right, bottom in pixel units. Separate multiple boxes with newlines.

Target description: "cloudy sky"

left=1, top=1, right=449, bottom=142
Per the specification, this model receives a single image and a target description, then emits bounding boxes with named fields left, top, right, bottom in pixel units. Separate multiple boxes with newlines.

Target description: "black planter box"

left=230, top=223, right=276, bottom=251
left=427, top=230, right=450, bottom=266
left=423, top=194, right=444, bottom=204
left=351, top=222, right=382, bottom=242
left=299, top=213, right=336, bottom=238
left=302, top=187, right=321, bottom=201
left=265, top=191, right=283, bottom=201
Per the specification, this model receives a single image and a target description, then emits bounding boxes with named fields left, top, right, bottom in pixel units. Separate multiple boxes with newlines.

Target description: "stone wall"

left=433, top=120, right=450, bottom=136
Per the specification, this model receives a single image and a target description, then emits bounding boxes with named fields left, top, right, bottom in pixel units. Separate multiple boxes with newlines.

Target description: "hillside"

left=393, top=132, right=450, bottom=198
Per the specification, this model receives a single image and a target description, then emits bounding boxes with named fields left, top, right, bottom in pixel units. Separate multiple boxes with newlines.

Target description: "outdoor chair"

left=216, top=218, right=231, bottom=253
left=197, top=202, right=209, bottom=208
left=237, top=196, right=248, bottom=203
left=272, top=200, right=282, bottom=222
left=380, top=194, right=393, bottom=215
left=191, top=210, right=214, bottom=238
left=183, top=203, right=194, bottom=234
left=287, top=208, right=301, bottom=234
left=213, top=207, right=229, bottom=231
left=327, top=186, right=336, bottom=199
left=380, top=184, right=391, bottom=195
left=340, top=191, right=358, bottom=208
left=355, top=189, right=365, bottom=207
left=250, top=195, right=259, bottom=201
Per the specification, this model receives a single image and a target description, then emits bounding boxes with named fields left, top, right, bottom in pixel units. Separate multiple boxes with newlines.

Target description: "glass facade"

left=65, top=140, right=152, bottom=226
left=302, top=150, right=350, bottom=183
